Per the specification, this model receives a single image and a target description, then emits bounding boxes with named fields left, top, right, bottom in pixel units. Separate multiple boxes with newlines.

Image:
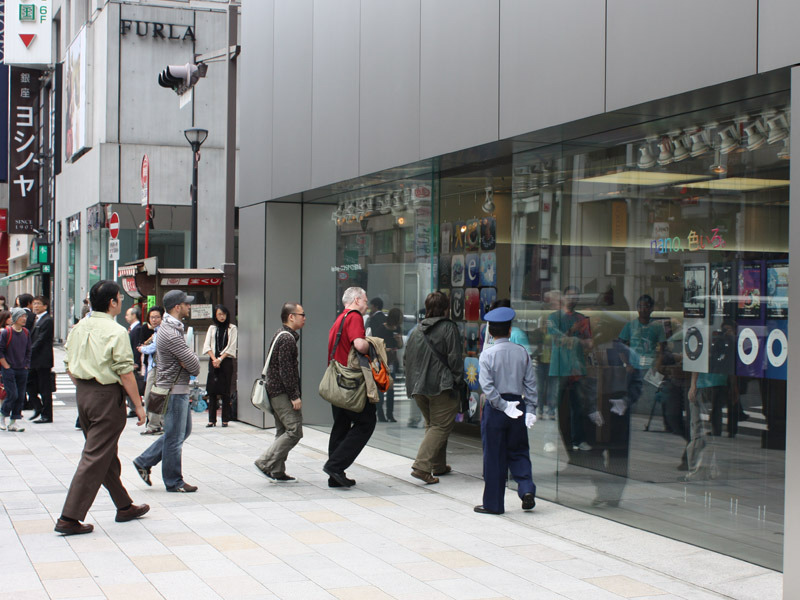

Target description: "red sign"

left=188, top=277, right=222, bottom=286
left=109, top=212, right=120, bottom=239
left=121, top=277, right=142, bottom=298
left=19, top=34, right=35, bottom=48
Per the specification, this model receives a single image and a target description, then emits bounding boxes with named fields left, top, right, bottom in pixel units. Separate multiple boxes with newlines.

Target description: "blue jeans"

left=135, top=393, right=191, bottom=490
left=1, top=367, right=29, bottom=420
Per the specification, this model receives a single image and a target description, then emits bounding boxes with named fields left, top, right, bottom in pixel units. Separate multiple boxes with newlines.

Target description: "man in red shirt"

left=323, top=286, right=373, bottom=488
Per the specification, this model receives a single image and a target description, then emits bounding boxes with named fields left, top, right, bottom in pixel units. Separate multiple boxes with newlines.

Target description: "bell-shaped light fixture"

left=689, top=132, right=710, bottom=158
left=766, top=114, right=789, bottom=145
left=718, top=126, right=739, bottom=155
left=672, top=136, right=690, bottom=162
left=656, top=140, right=673, bottom=166
left=778, top=138, right=791, bottom=160
left=331, top=202, right=344, bottom=223
left=481, top=186, right=495, bottom=214
left=638, top=144, right=656, bottom=169
left=744, top=123, right=766, bottom=151
left=709, top=150, right=727, bottom=175
left=390, top=192, right=405, bottom=216
left=378, top=194, right=391, bottom=214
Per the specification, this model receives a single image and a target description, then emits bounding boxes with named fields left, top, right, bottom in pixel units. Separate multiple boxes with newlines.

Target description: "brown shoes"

left=411, top=469, right=439, bottom=485
left=115, top=503, right=151, bottom=522
left=54, top=519, right=94, bottom=535
left=433, top=465, right=452, bottom=476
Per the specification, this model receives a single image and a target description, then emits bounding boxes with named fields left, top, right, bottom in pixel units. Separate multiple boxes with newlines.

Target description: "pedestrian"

left=404, top=291, right=464, bottom=484
left=474, top=305, right=538, bottom=515
left=0, top=296, right=7, bottom=311
left=15, top=294, right=36, bottom=331
left=133, top=290, right=201, bottom=493
left=254, top=302, right=306, bottom=481
left=323, top=286, right=374, bottom=488
left=138, top=306, right=164, bottom=435
left=55, top=280, right=149, bottom=535
left=202, top=304, right=238, bottom=427
left=28, top=296, right=54, bottom=423
left=371, top=305, right=403, bottom=422
left=125, top=306, right=145, bottom=418
left=0, top=308, right=32, bottom=432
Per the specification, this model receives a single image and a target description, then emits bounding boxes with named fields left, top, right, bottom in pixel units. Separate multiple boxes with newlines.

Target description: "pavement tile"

left=41, top=577, right=102, bottom=598
left=33, top=560, right=89, bottom=580
left=100, top=582, right=165, bottom=600
left=584, top=575, right=667, bottom=597
left=330, top=586, right=396, bottom=600
left=131, top=554, right=189, bottom=574
left=422, top=550, right=490, bottom=568
left=12, top=519, right=55, bottom=534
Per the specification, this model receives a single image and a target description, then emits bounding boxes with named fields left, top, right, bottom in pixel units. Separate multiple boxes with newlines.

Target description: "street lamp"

left=184, top=127, right=209, bottom=269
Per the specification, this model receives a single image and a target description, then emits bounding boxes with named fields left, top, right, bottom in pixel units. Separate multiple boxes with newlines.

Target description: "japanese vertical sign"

left=9, top=65, right=39, bottom=233
left=0, top=1, right=9, bottom=182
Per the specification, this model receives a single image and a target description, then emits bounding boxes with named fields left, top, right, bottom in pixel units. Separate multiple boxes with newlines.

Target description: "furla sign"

left=120, top=19, right=196, bottom=42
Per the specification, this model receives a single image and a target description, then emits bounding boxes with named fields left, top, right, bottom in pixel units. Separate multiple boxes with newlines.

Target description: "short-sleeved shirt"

left=64, top=311, right=135, bottom=385
left=547, top=310, right=592, bottom=377
left=328, top=310, right=365, bottom=366
left=619, top=319, right=666, bottom=370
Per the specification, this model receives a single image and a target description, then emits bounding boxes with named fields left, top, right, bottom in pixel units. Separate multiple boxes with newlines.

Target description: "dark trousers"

left=481, top=393, right=535, bottom=514
left=28, top=367, right=53, bottom=420
left=208, top=394, right=231, bottom=424
left=1, top=367, right=29, bottom=420
left=324, top=402, right=377, bottom=473
left=61, top=380, right=132, bottom=521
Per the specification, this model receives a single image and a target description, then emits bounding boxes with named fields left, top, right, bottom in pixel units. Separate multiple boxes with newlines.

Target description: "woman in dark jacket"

left=202, top=305, right=238, bottom=427
left=403, top=291, right=464, bottom=484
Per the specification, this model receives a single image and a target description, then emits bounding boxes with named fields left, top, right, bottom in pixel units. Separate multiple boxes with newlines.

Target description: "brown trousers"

left=61, top=380, right=132, bottom=521
left=412, top=390, right=461, bottom=474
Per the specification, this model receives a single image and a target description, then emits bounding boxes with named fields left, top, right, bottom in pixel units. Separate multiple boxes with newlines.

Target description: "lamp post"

left=184, top=127, right=209, bottom=269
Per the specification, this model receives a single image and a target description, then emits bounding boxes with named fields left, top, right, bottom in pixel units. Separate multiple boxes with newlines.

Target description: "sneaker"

left=270, top=473, right=296, bottom=483
left=0, top=415, right=6, bottom=431
left=543, top=442, right=557, bottom=453
left=7, top=420, right=25, bottom=432
left=572, top=442, right=591, bottom=451
left=168, top=484, right=198, bottom=493
left=133, top=461, right=152, bottom=486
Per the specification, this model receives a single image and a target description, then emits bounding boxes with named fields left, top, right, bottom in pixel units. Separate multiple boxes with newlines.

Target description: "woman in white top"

left=202, top=305, right=238, bottom=427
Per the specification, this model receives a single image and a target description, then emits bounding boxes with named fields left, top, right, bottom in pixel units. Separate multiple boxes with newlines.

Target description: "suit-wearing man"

left=125, top=306, right=144, bottom=417
left=28, top=296, right=54, bottom=423
left=56, top=280, right=149, bottom=535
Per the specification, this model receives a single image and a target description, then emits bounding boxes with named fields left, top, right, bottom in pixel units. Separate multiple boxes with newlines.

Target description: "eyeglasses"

left=292, top=312, right=306, bottom=317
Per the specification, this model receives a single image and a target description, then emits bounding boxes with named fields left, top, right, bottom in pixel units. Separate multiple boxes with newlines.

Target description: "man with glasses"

left=255, top=303, right=307, bottom=482
left=133, top=290, right=200, bottom=493
left=323, top=286, right=373, bottom=488
left=56, top=281, right=149, bottom=535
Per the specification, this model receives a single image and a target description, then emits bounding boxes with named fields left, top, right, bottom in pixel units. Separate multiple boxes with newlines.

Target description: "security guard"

left=474, top=306, right=538, bottom=515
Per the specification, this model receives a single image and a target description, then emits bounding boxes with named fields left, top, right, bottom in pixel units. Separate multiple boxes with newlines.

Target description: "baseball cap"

left=163, top=290, right=195, bottom=311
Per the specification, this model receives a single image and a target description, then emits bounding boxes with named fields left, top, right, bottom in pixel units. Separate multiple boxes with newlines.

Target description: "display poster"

left=440, top=223, right=451, bottom=254
left=451, top=288, right=464, bottom=320
left=65, top=27, right=89, bottom=162
left=683, top=264, right=706, bottom=318
left=465, top=219, right=480, bottom=251
left=465, top=323, right=479, bottom=354
left=465, top=289, right=480, bottom=322
left=451, top=254, right=464, bottom=287
left=480, top=287, right=496, bottom=320
left=766, top=261, right=788, bottom=320
left=438, top=254, right=451, bottom=288
left=464, top=357, right=480, bottom=390
left=709, top=263, right=734, bottom=319
left=480, top=252, right=497, bottom=287
left=480, top=216, right=496, bottom=250
left=414, top=206, right=431, bottom=257
left=765, top=320, right=788, bottom=380
left=465, top=253, right=480, bottom=287
left=736, top=324, right=766, bottom=378
left=451, top=221, right=465, bottom=251
left=738, top=261, right=763, bottom=320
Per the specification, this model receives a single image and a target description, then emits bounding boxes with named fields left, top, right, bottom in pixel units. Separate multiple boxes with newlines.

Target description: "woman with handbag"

left=403, top=292, right=464, bottom=484
left=203, top=305, right=238, bottom=427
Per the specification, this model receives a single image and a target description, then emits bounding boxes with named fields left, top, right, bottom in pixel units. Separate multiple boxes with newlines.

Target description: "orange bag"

left=370, top=357, right=392, bottom=393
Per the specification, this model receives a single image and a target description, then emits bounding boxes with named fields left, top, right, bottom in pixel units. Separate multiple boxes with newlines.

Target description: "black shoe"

left=168, top=483, right=198, bottom=493
left=28, top=411, right=41, bottom=421
left=133, top=461, right=152, bottom=486
left=34, top=418, right=53, bottom=424
left=387, top=417, right=397, bottom=423
left=377, top=417, right=387, bottom=423
left=473, top=505, right=502, bottom=515
left=270, top=473, right=296, bottom=482
left=323, top=467, right=354, bottom=488
left=521, top=493, right=536, bottom=510
left=55, top=518, right=93, bottom=535
left=328, top=476, right=356, bottom=488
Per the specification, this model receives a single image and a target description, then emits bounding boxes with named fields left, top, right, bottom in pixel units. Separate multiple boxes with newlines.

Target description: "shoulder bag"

left=318, top=310, right=367, bottom=413
left=422, top=321, right=469, bottom=413
left=251, top=330, right=293, bottom=413
left=147, top=367, right=183, bottom=416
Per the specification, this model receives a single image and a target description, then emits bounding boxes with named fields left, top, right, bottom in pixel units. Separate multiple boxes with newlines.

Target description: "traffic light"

left=157, top=62, right=208, bottom=95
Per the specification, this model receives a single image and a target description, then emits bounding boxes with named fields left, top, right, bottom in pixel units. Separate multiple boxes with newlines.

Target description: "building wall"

left=239, top=0, right=800, bottom=204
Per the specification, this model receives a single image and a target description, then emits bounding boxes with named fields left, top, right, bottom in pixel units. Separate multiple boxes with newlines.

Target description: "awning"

left=0, top=266, right=41, bottom=286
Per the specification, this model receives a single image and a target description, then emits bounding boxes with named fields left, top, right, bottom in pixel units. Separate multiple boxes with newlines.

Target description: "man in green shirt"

left=55, top=281, right=149, bottom=536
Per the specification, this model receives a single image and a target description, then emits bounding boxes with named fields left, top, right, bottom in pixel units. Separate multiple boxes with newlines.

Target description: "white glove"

left=503, top=401, right=523, bottom=419
left=525, top=413, right=536, bottom=429
left=610, top=398, right=627, bottom=416
left=588, top=410, right=604, bottom=427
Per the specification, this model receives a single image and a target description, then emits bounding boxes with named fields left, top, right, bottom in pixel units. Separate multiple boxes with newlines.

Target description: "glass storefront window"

left=67, top=235, right=81, bottom=323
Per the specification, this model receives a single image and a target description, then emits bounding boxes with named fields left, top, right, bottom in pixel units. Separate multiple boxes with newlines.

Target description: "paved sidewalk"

left=0, top=401, right=781, bottom=600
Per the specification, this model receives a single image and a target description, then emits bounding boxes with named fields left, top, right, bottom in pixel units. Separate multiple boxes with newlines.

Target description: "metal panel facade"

left=499, top=0, right=605, bottom=139
left=419, top=0, right=499, bottom=159
left=359, top=0, right=421, bottom=176
left=759, top=0, right=800, bottom=73
left=311, top=0, right=360, bottom=189
left=606, top=0, right=757, bottom=111
left=271, top=0, right=313, bottom=198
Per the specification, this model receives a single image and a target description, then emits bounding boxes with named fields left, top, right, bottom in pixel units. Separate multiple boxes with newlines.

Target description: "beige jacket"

left=347, top=336, right=392, bottom=404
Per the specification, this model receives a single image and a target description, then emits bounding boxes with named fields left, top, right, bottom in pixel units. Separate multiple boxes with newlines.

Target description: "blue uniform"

left=478, top=338, right=537, bottom=513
